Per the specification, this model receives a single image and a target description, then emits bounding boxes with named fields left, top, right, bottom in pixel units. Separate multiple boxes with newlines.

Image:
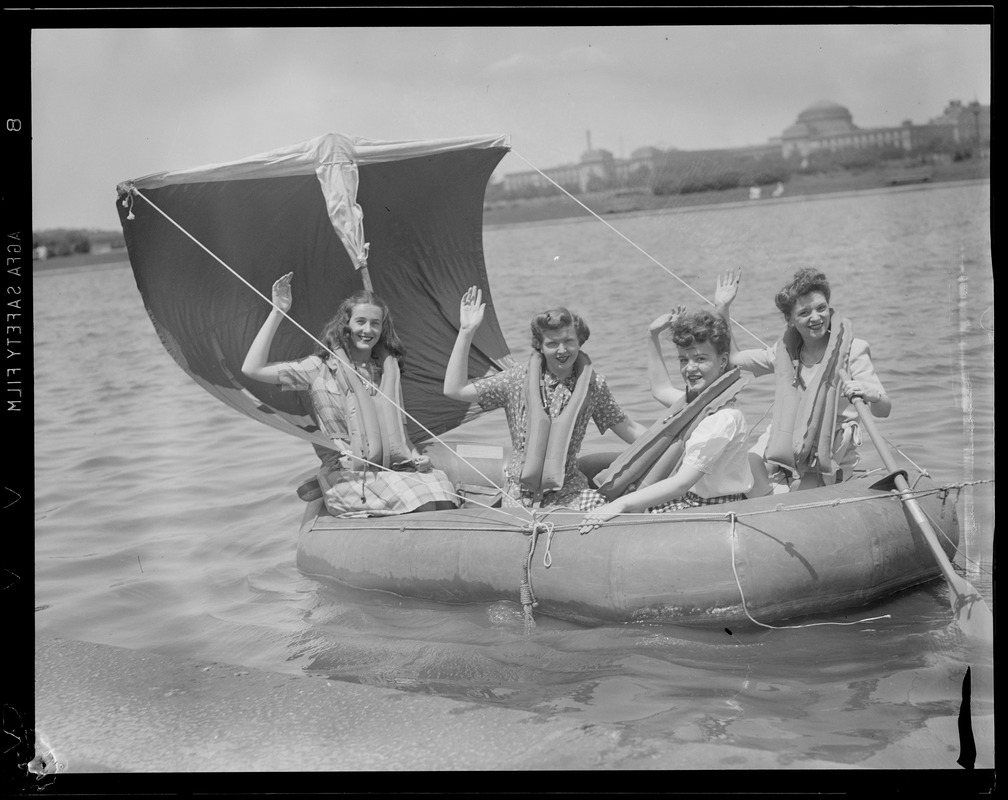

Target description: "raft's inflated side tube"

left=765, top=317, right=852, bottom=478
left=327, top=352, right=413, bottom=468
left=519, top=350, right=594, bottom=494
left=593, top=368, right=744, bottom=500
left=296, top=474, right=961, bottom=627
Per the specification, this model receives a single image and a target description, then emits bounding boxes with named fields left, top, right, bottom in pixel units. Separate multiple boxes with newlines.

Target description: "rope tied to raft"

left=519, top=517, right=557, bottom=633
left=727, top=510, right=892, bottom=630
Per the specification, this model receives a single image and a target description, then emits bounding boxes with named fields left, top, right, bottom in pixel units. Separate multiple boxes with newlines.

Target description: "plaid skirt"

left=317, top=465, right=459, bottom=518
left=647, top=491, right=747, bottom=514
left=555, top=488, right=607, bottom=512
left=504, top=484, right=607, bottom=512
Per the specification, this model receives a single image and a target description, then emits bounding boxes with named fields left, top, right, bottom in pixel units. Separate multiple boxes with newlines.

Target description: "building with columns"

left=498, top=99, right=990, bottom=194
left=500, top=131, right=665, bottom=195
left=779, top=99, right=990, bottom=159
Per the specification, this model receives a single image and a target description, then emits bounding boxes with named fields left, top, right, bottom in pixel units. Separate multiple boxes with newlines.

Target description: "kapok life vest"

left=519, top=350, right=594, bottom=495
left=310, top=350, right=413, bottom=469
left=764, top=316, right=853, bottom=479
left=593, top=367, right=745, bottom=501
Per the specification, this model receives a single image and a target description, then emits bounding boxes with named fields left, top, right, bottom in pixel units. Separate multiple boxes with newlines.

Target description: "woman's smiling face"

left=539, top=325, right=580, bottom=378
left=677, top=338, right=726, bottom=393
left=347, top=302, right=384, bottom=358
left=788, top=290, right=832, bottom=345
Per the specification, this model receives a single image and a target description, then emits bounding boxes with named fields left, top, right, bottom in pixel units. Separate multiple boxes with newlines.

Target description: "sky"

left=28, top=23, right=991, bottom=232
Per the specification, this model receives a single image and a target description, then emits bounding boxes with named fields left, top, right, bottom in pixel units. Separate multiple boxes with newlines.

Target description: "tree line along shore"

left=482, top=156, right=989, bottom=227
left=34, top=156, right=988, bottom=272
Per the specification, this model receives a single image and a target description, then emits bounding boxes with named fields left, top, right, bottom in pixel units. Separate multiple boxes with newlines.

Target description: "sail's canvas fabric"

left=124, top=133, right=511, bottom=271
left=118, top=133, right=512, bottom=449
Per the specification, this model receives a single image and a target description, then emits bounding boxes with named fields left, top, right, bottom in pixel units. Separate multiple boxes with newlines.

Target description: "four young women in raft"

left=244, top=265, right=889, bottom=522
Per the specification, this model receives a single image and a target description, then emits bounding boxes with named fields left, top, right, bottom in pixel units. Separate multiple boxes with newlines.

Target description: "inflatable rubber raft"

left=296, top=445, right=960, bottom=627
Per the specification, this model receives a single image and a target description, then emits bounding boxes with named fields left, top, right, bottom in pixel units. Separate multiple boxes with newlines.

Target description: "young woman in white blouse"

left=581, top=309, right=754, bottom=530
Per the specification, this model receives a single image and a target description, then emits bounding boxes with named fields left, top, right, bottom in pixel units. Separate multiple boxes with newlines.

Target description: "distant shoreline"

left=482, top=162, right=990, bottom=228
left=34, top=168, right=989, bottom=272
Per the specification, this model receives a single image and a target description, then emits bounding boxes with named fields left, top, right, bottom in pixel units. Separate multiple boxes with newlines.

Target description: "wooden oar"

left=840, top=371, right=993, bottom=643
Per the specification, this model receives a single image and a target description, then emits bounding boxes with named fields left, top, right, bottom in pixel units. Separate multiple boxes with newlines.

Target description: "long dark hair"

left=314, top=290, right=406, bottom=370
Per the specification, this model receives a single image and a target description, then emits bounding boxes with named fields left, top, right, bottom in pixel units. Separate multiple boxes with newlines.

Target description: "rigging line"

left=883, top=438, right=930, bottom=479
left=509, top=149, right=769, bottom=349
left=744, top=401, right=774, bottom=445
left=127, top=186, right=529, bottom=520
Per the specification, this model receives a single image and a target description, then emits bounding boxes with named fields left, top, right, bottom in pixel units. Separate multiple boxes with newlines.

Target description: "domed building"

left=497, top=98, right=988, bottom=196
left=779, top=99, right=954, bottom=159
left=797, top=100, right=857, bottom=135
left=782, top=101, right=859, bottom=157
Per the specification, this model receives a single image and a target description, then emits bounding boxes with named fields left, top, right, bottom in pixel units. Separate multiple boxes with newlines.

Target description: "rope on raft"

left=120, top=184, right=532, bottom=526
left=545, top=478, right=993, bottom=533
left=520, top=516, right=556, bottom=633
left=726, top=512, right=893, bottom=631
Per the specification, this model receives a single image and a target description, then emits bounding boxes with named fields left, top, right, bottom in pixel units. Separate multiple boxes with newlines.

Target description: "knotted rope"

left=520, top=517, right=557, bottom=634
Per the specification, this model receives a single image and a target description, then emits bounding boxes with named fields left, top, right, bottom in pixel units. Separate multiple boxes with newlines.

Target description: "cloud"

left=487, top=52, right=546, bottom=74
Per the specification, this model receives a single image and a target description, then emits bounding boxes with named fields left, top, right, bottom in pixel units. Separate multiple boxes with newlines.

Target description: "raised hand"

left=459, top=285, right=485, bottom=332
left=714, top=268, right=742, bottom=308
left=272, top=272, right=294, bottom=314
left=648, top=304, right=688, bottom=336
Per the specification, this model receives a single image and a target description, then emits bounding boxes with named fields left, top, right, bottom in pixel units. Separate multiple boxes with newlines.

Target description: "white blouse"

left=681, top=406, right=755, bottom=498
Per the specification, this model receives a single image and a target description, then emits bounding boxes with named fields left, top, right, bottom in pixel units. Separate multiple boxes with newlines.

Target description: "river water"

left=34, top=181, right=993, bottom=769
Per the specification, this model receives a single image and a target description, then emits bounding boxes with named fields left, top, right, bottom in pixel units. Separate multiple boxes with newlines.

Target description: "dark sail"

left=116, top=134, right=512, bottom=448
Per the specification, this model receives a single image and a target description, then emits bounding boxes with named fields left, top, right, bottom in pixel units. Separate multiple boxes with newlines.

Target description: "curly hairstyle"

left=670, top=310, right=731, bottom=356
left=314, top=290, right=406, bottom=370
left=774, top=268, right=831, bottom=319
left=530, top=307, right=590, bottom=351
